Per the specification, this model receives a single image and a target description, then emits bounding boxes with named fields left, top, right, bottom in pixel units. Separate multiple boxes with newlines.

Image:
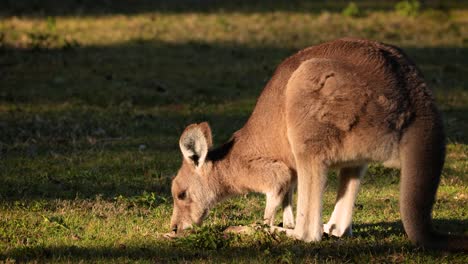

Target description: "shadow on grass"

left=0, top=110, right=251, bottom=201
left=2, top=39, right=467, bottom=106
left=0, top=41, right=294, bottom=106
left=1, top=40, right=466, bottom=109
left=1, top=219, right=465, bottom=262
left=1, top=40, right=467, bottom=201
left=1, top=40, right=281, bottom=201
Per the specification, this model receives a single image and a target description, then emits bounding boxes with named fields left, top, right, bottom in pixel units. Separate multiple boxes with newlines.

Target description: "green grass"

left=0, top=1, right=467, bottom=263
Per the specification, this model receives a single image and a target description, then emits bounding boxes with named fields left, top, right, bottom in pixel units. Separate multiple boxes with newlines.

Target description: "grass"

left=0, top=1, right=467, bottom=263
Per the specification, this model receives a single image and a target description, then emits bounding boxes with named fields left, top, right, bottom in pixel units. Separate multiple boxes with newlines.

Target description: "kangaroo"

left=168, top=38, right=467, bottom=250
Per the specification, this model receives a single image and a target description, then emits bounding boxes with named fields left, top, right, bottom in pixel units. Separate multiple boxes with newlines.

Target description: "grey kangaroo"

left=168, top=38, right=467, bottom=251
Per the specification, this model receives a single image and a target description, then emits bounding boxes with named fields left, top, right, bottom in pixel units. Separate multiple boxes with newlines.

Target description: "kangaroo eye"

left=177, top=191, right=187, bottom=200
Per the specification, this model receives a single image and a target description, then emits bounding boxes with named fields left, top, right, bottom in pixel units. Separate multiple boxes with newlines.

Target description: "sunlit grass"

left=1, top=10, right=467, bottom=48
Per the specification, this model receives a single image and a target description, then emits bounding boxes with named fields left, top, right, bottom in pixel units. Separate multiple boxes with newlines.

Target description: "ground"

left=0, top=1, right=467, bottom=263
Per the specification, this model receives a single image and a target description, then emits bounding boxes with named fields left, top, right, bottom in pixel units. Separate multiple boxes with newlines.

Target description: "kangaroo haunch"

left=168, top=38, right=467, bottom=251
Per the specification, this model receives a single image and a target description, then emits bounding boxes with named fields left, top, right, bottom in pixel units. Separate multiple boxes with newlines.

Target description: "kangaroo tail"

left=399, top=112, right=468, bottom=251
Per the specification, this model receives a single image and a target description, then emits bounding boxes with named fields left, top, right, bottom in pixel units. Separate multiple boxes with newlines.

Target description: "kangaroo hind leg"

left=324, top=165, right=366, bottom=237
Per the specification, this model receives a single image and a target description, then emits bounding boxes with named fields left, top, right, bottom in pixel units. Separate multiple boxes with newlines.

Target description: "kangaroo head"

left=170, top=122, right=216, bottom=234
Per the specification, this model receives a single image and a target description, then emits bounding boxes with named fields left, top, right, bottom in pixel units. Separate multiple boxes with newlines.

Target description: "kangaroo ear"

left=179, top=122, right=212, bottom=168
left=198, top=122, right=213, bottom=149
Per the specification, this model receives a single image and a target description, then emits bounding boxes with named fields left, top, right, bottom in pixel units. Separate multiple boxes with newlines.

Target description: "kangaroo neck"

left=208, top=131, right=261, bottom=195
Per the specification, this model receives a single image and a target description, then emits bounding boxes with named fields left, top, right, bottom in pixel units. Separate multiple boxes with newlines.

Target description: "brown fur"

left=169, top=38, right=467, bottom=250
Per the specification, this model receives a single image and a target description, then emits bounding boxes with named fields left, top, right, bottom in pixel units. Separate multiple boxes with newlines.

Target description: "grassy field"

left=0, top=0, right=467, bottom=263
